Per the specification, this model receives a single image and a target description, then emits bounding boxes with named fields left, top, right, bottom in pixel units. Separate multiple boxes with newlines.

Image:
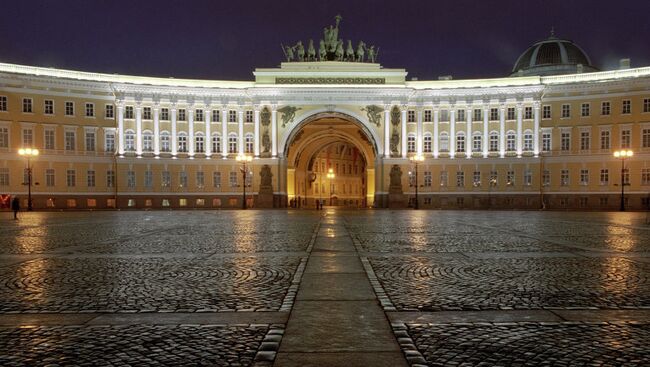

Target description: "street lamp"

left=236, top=154, right=253, bottom=209
left=409, top=154, right=424, bottom=209
left=326, top=168, right=335, bottom=206
left=18, top=148, right=39, bottom=211
left=613, top=149, right=633, bottom=211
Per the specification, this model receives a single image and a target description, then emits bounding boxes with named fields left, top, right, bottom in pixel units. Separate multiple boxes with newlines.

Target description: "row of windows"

left=41, top=197, right=248, bottom=209
left=122, top=131, right=253, bottom=154
left=1, top=97, right=115, bottom=118
left=122, top=106, right=253, bottom=123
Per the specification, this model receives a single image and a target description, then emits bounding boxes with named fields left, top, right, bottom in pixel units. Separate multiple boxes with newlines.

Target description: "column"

left=466, top=107, right=471, bottom=159
left=135, top=105, right=142, bottom=156
left=433, top=108, right=439, bottom=158
left=117, top=103, right=125, bottom=155
left=188, top=107, right=195, bottom=157
left=450, top=108, right=456, bottom=158
left=171, top=106, right=178, bottom=156
left=483, top=106, right=489, bottom=158
left=383, top=106, right=390, bottom=158
left=533, top=102, right=540, bottom=157
left=205, top=106, right=211, bottom=157
left=153, top=105, right=160, bottom=155
left=221, top=108, right=228, bottom=157
left=516, top=104, right=523, bottom=157
left=499, top=105, right=505, bottom=158
left=238, top=109, right=244, bottom=154
left=271, top=106, right=277, bottom=157
left=416, top=108, right=423, bottom=155
left=254, top=107, right=260, bottom=157
left=401, top=107, right=407, bottom=157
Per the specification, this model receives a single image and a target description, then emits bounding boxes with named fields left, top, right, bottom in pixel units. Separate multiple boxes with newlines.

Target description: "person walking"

left=11, top=196, right=20, bottom=220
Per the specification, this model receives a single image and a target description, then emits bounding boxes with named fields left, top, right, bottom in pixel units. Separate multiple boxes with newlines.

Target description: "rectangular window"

left=524, top=106, right=533, bottom=119
left=507, top=107, right=515, bottom=120
left=523, top=170, right=532, bottom=186
left=472, top=171, right=481, bottom=187
left=490, top=108, right=498, bottom=121
left=560, top=169, right=570, bottom=186
left=230, top=171, right=238, bottom=187
left=160, top=108, right=169, bottom=121
left=178, top=109, right=187, bottom=121
left=581, top=103, right=590, bottom=117
left=65, top=101, right=74, bottom=116
left=600, top=169, right=609, bottom=185
left=601, top=101, right=610, bottom=115
left=22, top=98, right=33, bottom=113
left=580, top=169, right=589, bottom=185
left=456, top=171, right=464, bottom=187
left=212, top=109, right=220, bottom=122
left=642, top=168, right=650, bottom=185
left=193, top=109, right=203, bottom=122
left=87, top=170, right=95, bottom=187
left=0, top=168, right=8, bottom=186
left=85, top=103, right=94, bottom=117
left=407, top=110, right=415, bottom=122
left=561, top=131, right=571, bottom=151
left=105, top=104, right=114, bottom=119
left=473, top=109, right=481, bottom=121
left=229, top=110, right=237, bottom=123
left=161, top=171, right=171, bottom=188
left=542, top=132, right=551, bottom=152
left=105, top=131, right=115, bottom=152
left=439, top=110, right=449, bottom=122
left=144, top=171, right=153, bottom=188
left=580, top=131, right=590, bottom=151
left=0, top=96, right=7, bottom=111
left=643, top=128, right=650, bottom=148
left=600, top=130, right=610, bottom=150
left=456, top=109, right=464, bottom=121
left=542, top=105, right=551, bottom=119
left=213, top=171, right=221, bottom=188
left=179, top=171, right=188, bottom=188
left=107, top=170, right=115, bottom=188
left=621, top=129, right=631, bottom=149
left=424, top=110, right=432, bottom=122
left=644, top=98, right=650, bottom=113
left=424, top=171, right=432, bottom=187
left=65, top=131, right=76, bottom=151
left=543, top=169, right=550, bottom=186
left=440, top=171, right=448, bottom=187
left=0, top=127, right=8, bottom=148
left=85, top=131, right=95, bottom=151
left=506, top=170, right=515, bottom=186
left=142, top=107, right=152, bottom=120
left=561, top=104, right=570, bottom=118
left=66, top=169, right=76, bottom=187
left=623, top=169, right=630, bottom=185
left=622, top=100, right=631, bottom=114
left=196, top=171, right=205, bottom=188
left=124, top=106, right=134, bottom=119
left=22, top=128, right=33, bottom=146
left=45, top=169, right=55, bottom=187
left=245, top=110, right=253, bottom=123
left=127, top=171, right=136, bottom=188
left=44, top=100, right=54, bottom=115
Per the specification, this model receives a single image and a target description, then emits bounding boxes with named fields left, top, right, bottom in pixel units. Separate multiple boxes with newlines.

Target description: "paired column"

left=383, top=107, right=390, bottom=158
left=188, top=107, right=195, bottom=157
left=221, top=109, right=228, bottom=157
left=117, top=103, right=125, bottom=155
left=400, top=107, right=407, bottom=157
left=516, top=104, right=523, bottom=157
left=533, top=103, right=540, bottom=157
left=135, top=105, right=142, bottom=155
left=499, top=106, right=505, bottom=158
left=465, top=108, right=471, bottom=158
left=238, top=109, right=244, bottom=154
left=433, top=109, right=439, bottom=158
left=171, top=107, right=178, bottom=156
left=449, top=109, right=456, bottom=158
left=271, top=106, right=278, bottom=157
left=254, top=107, right=260, bottom=157
left=416, top=108, right=423, bottom=155
left=483, top=106, right=489, bottom=158
left=205, top=107, right=211, bottom=157
left=153, top=106, right=160, bottom=155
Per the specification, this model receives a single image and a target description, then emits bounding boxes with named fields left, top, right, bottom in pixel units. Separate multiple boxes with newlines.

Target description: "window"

left=523, top=131, right=533, bottom=151
left=424, top=110, right=432, bottom=122
left=161, top=108, right=169, bottom=120
left=161, top=171, right=171, bottom=188
left=456, top=109, right=465, bottom=121
left=44, top=100, right=54, bottom=115
left=105, top=131, right=115, bottom=152
left=107, top=170, right=115, bottom=188
left=600, top=197, right=609, bottom=207
left=561, top=131, right=571, bottom=151
left=507, top=107, right=515, bottom=120
left=490, top=108, right=498, bottom=121
left=65, top=130, right=76, bottom=151
left=489, top=171, right=498, bottom=186
left=506, top=170, right=515, bottom=186
left=83, top=131, right=95, bottom=152
left=595, top=130, right=609, bottom=151
left=245, top=171, right=252, bottom=187
left=543, top=169, right=550, bottom=186
left=179, top=171, right=188, bottom=188
left=85, top=103, right=94, bottom=117
left=423, top=134, right=432, bottom=153
left=642, top=169, right=650, bottom=185
left=213, top=172, right=221, bottom=188
left=196, top=171, right=205, bottom=188
left=622, top=100, right=631, bottom=114
left=581, top=103, right=590, bottom=117
left=66, top=199, right=77, bottom=208
left=542, top=105, right=551, bottom=119
left=407, top=110, right=415, bottom=122
left=0, top=96, right=7, bottom=111
left=87, top=170, right=96, bottom=187
left=560, top=169, right=569, bottom=186
left=439, top=132, right=449, bottom=152
left=600, top=169, right=609, bottom=185
left=178, top=109, right=186, bottom=121
left=623, top=168, right=630, bottom=185
left=65, top=102, right=75, bottom=116
left=179, top=198, right=187, bottom=207
left=212, top=134, right=221, bottom=153
left=601, top=101, right=610, bottom=116
left=489, top=132, right=498, bottom=152
left=22, top=128, right=33, bottom=146
left=0, top=168, right=8, bottom=186
left=424, top=171, right=432, bottom=187
left=195, top=133, right=205, bottom=153
left=128, top=199, right=136, bottom=207
left=177, top=133, right=188, bottom=152
left=143, top=107, right=152, bottom=120
left=644, top=98, right=650, bottom=113
left=0, top=127, right=8, bottom=148
left=45, top=169, right=55, bottom=187
left=524, top=106, right=533, bottom=119
left=66, top=169, right=76, bottom=187
left=456, top=171, right=464, bottom=187
left=144, top=171, right=153, bottom=188
left=195, top=109, right=204, bottom=122
left=230, top=171, right=238, bottom=187
left=580, top=131, right=590, bottom=151
left=621, top=129, right=631, bottom=149
left=228, top=133, right=238, bottom=153
left=506, top=131, right=516, bottom=152
left=143, top=131, right=153, bottom=151
left=523, top=170, right=532, bottom=186
left=86, top=199, right=96, bottom=208
left=22, top=98, right=33, bottom=113
left=456, top=132, right=465, bottom=152
left=561, top=104, right=570, bottom=118
left=580, top=169, right=589, bottom=185
left=105, top=104, right=114, bottom=119
left=245, top=110, right=253, bottom=123
left=245, top=133, right=254, bottom=153
left=473, top=171, right=481, bottom=187
left=542, top=132, right=551, bottom=152
left=124, top=130, right=135, bottom=151
left=162, top=199, right=170, bottom=207
left=473, top=109, right=481, bottom=121
left=440, top=171, right=448, bottom=187
left=160, top=132, right=170, bottom=152
left=472, top=133, right=482, bottom=152
left=643, top=128, right=650, bottom=148
left=212, top=109, right=220, bottom=122
left=127, top=171, right=136, bottom=188
left=229, top=110, right=237, bottom=122
left=407, top=134, right=416, bottom=153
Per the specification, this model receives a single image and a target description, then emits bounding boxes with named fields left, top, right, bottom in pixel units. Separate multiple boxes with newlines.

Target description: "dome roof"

left=511, top=36, right=598, bottom=76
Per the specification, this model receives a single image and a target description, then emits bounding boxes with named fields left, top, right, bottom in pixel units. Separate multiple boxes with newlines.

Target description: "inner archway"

left=285, top=114, right=377, bottom=208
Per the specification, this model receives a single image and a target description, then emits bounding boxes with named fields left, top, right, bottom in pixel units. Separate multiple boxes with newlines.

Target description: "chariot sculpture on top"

left=282, top=15, right=379, bottom=63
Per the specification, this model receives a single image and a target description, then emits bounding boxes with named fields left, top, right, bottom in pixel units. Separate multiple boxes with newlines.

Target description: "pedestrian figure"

left=11, top=196, right=20, bottom=220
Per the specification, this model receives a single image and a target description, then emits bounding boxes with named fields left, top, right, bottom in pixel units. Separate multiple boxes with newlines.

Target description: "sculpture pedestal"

left=257, top=193, right=274, bottom=208
left=388, top=193, right=407, bottom=209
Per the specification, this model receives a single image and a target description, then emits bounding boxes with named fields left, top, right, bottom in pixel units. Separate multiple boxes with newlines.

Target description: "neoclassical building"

left=1, top=27, right=650, bottom=210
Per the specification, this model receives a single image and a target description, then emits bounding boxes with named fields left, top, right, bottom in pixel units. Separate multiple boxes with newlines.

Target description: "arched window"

left=228, top=133, right=238, bottom=154
left=142, top=130, right=153, bottom=152
left=439, top=132, right=449, bottom=152
left=506, top=131, right=516, bottom=152
left=245, top=133, right=254, bottom=153
left=195, top=132, right=205, bottom=153
left=212, top=133, right=221, bottom=153
left=523, top=129, right=533, bottom=151
left=160, top=131, right=170, bottom=152
left=124, top=130, right=135, bottom=151
left=407, top=133, right=416, bottom=153
left=423, top=133, right=432, bottom=153
left=178, top=132, right=188, bottom=152
left=489, top=131, right=499, bottom=152
left=456, top=132, right=465, bottom=153
left=472, top=132, right=482, bottom=152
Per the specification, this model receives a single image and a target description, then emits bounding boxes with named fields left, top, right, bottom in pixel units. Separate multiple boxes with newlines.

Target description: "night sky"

left=1, top=0, right=649, bottom=81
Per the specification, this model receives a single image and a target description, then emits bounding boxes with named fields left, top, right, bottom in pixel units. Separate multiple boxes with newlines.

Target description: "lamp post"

left=409, top=154, right=424, bottom=209
left=18, top=148, right=39, bottom=211
left=236, top=154, right=252, bottom=209
left=613, top=149, right=633, bottom=211
left=326, top=168, right=335, bottom=206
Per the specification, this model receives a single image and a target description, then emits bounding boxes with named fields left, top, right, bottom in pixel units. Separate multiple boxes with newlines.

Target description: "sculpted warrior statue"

left=319, top=39, right=327, bottom=60
left=367, top=45, right=377, bottom=63
left=277, top=106, right=302, bottom=128
left=323, top=15, right=342, bottom=52
left=307, top=39, right=316, bottom=61
left=361, top=105, right=384, bottom=126
left=335, top=40, right=344, bottom=61
left=356, top=41, right=366, bottom=62
left=295, top=41, right=305, bottom=61
left=283, top=45, right=295, bottom=62
left=345, top=40, right=355, bottom=61
left=261, top=131, right=271, bottom=153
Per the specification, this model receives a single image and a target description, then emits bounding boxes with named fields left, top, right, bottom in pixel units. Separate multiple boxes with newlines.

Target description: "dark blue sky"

left=1, top=0, right=648, bottom=81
